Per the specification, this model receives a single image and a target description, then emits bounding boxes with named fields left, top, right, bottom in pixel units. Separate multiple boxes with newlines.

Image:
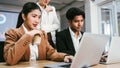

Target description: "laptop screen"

left=70, top=32, right=110, bottom=68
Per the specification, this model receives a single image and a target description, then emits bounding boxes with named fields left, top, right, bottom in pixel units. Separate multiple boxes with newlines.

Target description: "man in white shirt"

left=56, top=7, right=85, bottom=56
left=37, top=0, right=60, bottom=48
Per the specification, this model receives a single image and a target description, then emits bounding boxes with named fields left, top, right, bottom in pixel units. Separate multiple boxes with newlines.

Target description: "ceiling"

left=0, top=0, right=84, bottom=11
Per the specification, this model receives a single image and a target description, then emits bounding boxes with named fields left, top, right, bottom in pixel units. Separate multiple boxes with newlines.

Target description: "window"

left=0, top=11, right=18, bottom=41
left=116, top=0, right=120, bottom=36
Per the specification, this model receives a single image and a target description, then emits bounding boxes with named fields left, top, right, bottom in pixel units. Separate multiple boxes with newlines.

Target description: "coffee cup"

left=33, top=34, right=41, bottom=45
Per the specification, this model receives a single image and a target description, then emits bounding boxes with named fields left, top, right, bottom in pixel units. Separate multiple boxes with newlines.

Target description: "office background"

left=0, top=0, right=120, bottom=62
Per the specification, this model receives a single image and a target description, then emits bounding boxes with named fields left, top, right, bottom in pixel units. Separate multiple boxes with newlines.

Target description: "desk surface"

left=0, top=60, right=120, bottom=68
left=0, top=60, right=56, bottom=68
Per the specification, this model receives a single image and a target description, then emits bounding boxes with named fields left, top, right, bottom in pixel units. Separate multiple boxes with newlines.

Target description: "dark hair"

left=16, top=2, right=41, bottom=28
left=66, top=7, right=85, bottom=21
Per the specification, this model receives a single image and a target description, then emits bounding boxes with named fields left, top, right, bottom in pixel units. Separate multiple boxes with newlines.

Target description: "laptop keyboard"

left=60, top=63, right=71, bottom=68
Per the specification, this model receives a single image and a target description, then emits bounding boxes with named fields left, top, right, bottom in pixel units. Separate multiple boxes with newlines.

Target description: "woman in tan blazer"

left=4, top=2, right=73, bottom=65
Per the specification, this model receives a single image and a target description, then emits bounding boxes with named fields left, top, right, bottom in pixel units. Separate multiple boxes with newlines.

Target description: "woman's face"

left=23, top=9, right=41, bottom=31
left=39, top=0, right=51, bottom=6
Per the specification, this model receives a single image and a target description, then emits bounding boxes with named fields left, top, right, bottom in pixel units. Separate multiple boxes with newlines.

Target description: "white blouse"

left=37, top=2, right=60, bottom=44
left=22, top=24, right=38, bottom=60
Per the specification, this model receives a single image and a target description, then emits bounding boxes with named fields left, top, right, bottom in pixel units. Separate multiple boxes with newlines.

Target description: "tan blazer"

left=4, top=26, right=66, bottom=65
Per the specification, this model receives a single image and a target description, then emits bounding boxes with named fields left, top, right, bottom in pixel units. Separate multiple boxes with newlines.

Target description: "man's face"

left=69, top=15, right=84, bottom=32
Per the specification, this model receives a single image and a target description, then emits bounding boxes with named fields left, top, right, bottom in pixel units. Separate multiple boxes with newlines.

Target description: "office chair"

left=0, top=41, right=5, bottom=62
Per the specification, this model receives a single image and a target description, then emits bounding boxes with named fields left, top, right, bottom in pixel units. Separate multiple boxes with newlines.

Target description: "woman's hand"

left=26, top=30, right=43, bottom=37
left=64, top=55, right=74, bottom=63
left=45, top=6, right=53, bottom=13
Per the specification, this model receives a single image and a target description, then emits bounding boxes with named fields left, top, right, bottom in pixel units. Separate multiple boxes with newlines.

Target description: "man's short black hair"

left=66, top=7, right=85, bottom=20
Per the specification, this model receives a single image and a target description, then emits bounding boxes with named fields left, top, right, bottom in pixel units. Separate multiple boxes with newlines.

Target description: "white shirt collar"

left=69, top=27, right=82, bottom=38
left=22, top=24, right=28, bottom=33
left=36, top=2, right=47, bottom=11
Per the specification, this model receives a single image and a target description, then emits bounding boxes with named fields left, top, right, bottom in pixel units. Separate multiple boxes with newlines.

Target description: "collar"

left=36, top=2, right=47, bottom=11
left=22, top=24, right=28, bottom=33
left=69, top=27, right=82, bottom=38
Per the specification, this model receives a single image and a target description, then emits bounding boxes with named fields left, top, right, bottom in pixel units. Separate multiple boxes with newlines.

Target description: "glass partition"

left=116, top=0, right=120, bottom=36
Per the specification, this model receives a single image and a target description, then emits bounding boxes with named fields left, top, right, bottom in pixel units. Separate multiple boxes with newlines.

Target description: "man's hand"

left=100, top=52, right=108, bottom=62
left=64, top=55, right=74, bottom=63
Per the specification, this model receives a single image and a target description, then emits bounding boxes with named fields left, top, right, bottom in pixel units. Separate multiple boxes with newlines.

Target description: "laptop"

left=44, top=32, right=110, bottom=68
left=100, top=37, right=120, bottom=64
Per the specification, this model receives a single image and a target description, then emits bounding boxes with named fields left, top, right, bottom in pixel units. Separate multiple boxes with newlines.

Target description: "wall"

left=85, top=0, right=99, bottom=33
left=0, top=4, right=22, bottom=12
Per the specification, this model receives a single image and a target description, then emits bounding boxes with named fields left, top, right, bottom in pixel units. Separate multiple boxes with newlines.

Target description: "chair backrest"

left=0, top=41, right=5, bottom=62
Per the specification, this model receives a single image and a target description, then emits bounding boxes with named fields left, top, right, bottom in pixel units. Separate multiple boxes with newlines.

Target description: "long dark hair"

left=16, top=2, right=41, bottom=28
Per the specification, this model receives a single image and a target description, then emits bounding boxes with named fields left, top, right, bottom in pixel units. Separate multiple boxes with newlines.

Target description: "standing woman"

left=4, top=2, right=73, bottom=65
left=37, top=0, right=60, bottom=48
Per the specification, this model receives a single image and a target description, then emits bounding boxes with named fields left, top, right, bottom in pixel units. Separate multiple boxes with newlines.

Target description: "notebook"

left=44, top=32, right=110, bottom=68
left=100, top=37, right=120, bottom=64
